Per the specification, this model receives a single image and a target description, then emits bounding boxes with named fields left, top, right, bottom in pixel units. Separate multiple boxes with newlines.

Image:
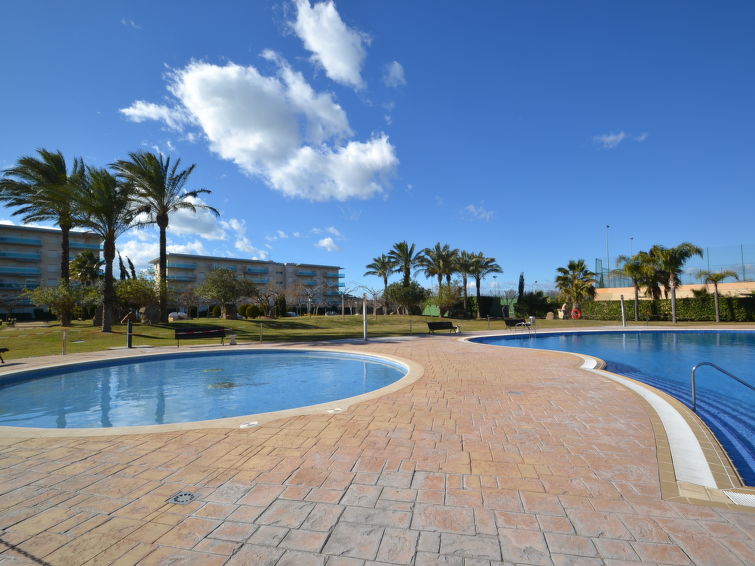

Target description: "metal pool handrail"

left=690, top=362, right=755, bottom=412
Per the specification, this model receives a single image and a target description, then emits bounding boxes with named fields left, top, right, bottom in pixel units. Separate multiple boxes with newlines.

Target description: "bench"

left=427, top=321, right=461, bottom=334
left=175, top=328, right=226, bottom=347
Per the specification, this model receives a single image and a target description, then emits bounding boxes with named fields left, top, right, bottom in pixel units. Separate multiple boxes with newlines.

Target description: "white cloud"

left=168, top=240, right=208, bottom=255
left=291, top=0, right=369, bottom=89
left=292, top=231, right=302, bottom=237
left=121, top=57, right=398, bottom=201
left=0, top=219, right=16, bottom=225
left=120, top=100, right=189, bottom=131
left=169, top=196, right=226, bottom=240
left=265, top=229, right=290, bottom=242
left=220, top=218, right=269, bottom=259
left=315, top=236, right=341, bottom=252
left=121, top=18, right=142, bottom=30
left=593, top=131, right=626, bottom=149
left=635, top=132, right=648, bottom=142
left=464, top=203, right=494, bottom=221
left=325, top=226, right=341, bottom=237
left=383, top=61, right=406, bottom=87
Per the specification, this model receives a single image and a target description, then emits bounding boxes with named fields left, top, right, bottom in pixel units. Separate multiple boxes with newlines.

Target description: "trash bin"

left=529, top=316, right=536, bottom=326
left=229, top=335, right=237, bottom=345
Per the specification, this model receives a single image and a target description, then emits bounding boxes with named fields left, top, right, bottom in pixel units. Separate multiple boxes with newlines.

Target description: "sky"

left=1, top=1, right=754, bottom=293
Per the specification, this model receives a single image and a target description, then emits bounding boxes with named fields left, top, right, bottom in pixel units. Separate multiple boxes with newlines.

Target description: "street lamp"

left=630, top=236, right=634, bottom=256
left=605, top=224, right=611, bottom=286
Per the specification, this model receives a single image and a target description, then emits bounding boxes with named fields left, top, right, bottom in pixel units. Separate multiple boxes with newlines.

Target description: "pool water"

left=0, top=350, right=406, bottom=429
left=473, top=331, right=755, bottom=486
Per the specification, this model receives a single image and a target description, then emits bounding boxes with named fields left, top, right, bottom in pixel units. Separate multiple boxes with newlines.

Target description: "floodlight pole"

left=363, top=293, right=368, bottom=341
left=605, top=224, right=611, bottom=286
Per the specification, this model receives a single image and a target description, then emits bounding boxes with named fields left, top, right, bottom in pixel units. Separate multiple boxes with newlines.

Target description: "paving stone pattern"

left=0, top=338, right=753, bottom=565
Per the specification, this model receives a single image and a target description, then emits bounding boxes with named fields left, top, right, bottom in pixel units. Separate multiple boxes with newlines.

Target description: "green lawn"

left=0, top=315, right=747, bottom=361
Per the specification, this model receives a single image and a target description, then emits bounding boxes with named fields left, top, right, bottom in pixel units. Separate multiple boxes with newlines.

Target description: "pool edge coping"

left=462, top=330, right=755, bottom=512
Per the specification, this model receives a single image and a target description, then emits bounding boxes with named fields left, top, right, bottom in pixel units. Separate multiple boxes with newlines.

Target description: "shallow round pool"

left=0, top=350, right=406, bottom=429
left=472, top=331, right=755, bottom=486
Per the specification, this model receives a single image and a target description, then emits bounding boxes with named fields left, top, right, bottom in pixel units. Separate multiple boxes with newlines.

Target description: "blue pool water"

left=472, top=331, right=755, bottom=486
left=0, top=350, right=406, bottom=429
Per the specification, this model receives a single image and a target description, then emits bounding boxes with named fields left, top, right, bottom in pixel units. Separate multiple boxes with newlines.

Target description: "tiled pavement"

left=0, top=336, right=753, bottom=565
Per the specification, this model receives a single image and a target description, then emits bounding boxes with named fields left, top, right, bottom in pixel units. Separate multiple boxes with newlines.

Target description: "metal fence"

left=596, top=243, right=755, bottom=288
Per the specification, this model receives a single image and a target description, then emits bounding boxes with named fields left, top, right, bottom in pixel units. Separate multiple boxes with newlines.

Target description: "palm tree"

left=696, top=269, right=738, bottom=323
left=112, top=152, right=218, bottom=323
left=555, top=259, right=596, bottom=314
left=71, top=168, right=140, bottom=332
left=455, top=250, right=476, bottom=313
left=470, top=253, right=502, bottom=318
left=70, top=250, right=103, bottom=287
left=364, top=254, right=394, bottom=292
left=418, top=243, right=458, bottom=288
left=0, top=149, right=84, bottom=325
left=387, top=241, right=420, bottom=287
left=613, top=254, right=649, bottom=321
left=648, top=242, right=703, bottom=323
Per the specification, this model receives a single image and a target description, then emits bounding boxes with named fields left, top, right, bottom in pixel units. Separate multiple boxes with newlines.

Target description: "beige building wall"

left=595, top=280, right=755, bottom=301
left=0, top=224, right=102, bottom=316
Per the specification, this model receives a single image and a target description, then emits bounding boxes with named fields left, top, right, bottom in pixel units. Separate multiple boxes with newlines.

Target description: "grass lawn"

left=0, top=315, right=748, bottom=361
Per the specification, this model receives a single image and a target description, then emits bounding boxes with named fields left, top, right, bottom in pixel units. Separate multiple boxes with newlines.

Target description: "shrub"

left=211, top=304, right=222, bottom=318
left=581, top=296, right=755, bottom=322
left=246, top=304, right=263, bottom=318
left=238, top=303, right=249, bottom=318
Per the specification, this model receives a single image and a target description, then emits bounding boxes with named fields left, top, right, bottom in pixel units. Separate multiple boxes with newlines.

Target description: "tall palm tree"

left=418, top=243, right=458, bottom=288
left=555, top=259, right=596, bottom=314
left=0, top=149, right=84, bottom=326
left=112, top=152, right=218, bottom=323
left=455, top=250, right=476, bottom=313
left=613, top=253, right=649, bottom=321
left=470, top=253, right=502, bottom=318
left=70, top=168, right=141, bottom=332
left=648, top=242, right=703, bottom=323
left=387, top=241, right=420, bottom=287
left=70, top=250, right=103, bottom=287
left=696, top=269, right=739, bottom=323
left=364, top=254, right=394, bottom=292
left=634, top=250, right=664, bottom=300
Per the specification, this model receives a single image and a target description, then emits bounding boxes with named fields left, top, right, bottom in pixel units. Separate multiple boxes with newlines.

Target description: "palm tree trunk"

left=670, top=279, right=677, bottom=323
left=158, top=216, right=168, bottom=323
left=59, top=224, right=72, bottom=327
left=102, top=241, right=115, bottom=332
left=462, top=274, right=468, bottom=312
left=633, top=283, right=639, bottom=322
left=713, top=283, right=720, bottom=323
left=475, top=277, right=482, bottom=319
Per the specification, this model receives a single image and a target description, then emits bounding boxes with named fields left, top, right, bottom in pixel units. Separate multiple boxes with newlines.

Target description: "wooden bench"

left=0, top=348, right=7, bottom=363
left=427, top=321, right=461, bottom=334
left=175, top=328, right=226, bottom=347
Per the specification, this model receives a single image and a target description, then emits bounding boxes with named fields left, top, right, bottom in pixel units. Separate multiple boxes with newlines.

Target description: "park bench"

left=0, top=348, right=7, bottom=363
left=427, top=321, right=461, bottom=334
left=175, top=328, right=226, bottom=347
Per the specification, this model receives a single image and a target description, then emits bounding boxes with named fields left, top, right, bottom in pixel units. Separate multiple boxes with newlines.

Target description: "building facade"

left=150, top=253, right=345, bottom=312
left=0, top=224, right=102, bottom=318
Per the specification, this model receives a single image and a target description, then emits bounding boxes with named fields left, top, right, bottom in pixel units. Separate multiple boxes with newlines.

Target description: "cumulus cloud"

left=170, top=196, right=226, bottom=240
left=593, top=131, right=649, bottom=149
left=463, top=203, right=494, bottom=222
left=311, top=226, right=342, bottom=237
left=383, top=61, right=406, bottom=87
left=221, top=218, right=269, bottom=259
left=291, top=0, right=369, bottom=89
left=121, top=57, right=397, bottom=201
left=315, top=236, right=341, bottom=252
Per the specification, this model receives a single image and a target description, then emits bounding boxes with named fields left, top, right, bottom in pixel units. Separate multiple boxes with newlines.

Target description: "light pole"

left=629, top=236, right=634, bottom=256
left=605, top=224, right=611, bottom=286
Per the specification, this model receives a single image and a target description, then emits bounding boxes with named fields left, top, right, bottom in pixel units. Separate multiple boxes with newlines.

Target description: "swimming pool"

left=472, top=331, right=755, bottom=486
left=0, top=350, right=407, bottom=429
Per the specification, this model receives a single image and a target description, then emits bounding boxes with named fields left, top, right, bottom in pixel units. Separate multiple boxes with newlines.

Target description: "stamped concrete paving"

left=0, top=336, right=753, bottom=565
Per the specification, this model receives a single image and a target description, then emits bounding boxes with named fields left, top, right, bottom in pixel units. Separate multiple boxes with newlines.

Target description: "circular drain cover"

left=167, top=491, right=196, bottom=504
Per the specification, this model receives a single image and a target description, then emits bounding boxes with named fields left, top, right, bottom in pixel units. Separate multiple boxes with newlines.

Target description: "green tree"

left=387, top=241, right=420, bottom=287
left=425, top=283, right=462, bottom=318
left=518, top=272, right=525, bottom=299
left=116, top=278, right=159, bottom=310
left=515, top=291, right=552, bottom=318
left=418, top=243, right=458, bottom=288
left=383, top=281, right=429, bottom=314
left=696, top=269, right=739, bottom=323
left=364, top=254, right=394, bottom=292
left=112, top=152, right=218, bottom=323
left=70, top=168, right=140, bottom=332
left=454, top=250, right=476, bottom=313
left=24, top=283, right=84, bottom=323
left=469, top=253, right=502, bottom=319
left=555, top=259, right=597, bottom=313
left=0, top=149, right=85, bottom=325
left=196, top=268, right=257, bottom=319
left=613, top=253, right=651, bottom=322
left=70, top=250, right=103, bottom=287
left=648, top=242, right=703, bottom=323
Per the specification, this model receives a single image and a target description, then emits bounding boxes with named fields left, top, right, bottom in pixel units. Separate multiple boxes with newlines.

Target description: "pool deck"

left=0, top=328, right=754, bottom=565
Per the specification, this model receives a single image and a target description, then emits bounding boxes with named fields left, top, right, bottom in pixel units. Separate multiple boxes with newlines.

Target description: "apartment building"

left=0, top=224, right=102, bottom=318
left=150, top=253, right=345, bottom=310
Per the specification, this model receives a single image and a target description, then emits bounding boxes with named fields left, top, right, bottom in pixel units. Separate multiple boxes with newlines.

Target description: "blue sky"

left=2, top=1, right=754, bottom=293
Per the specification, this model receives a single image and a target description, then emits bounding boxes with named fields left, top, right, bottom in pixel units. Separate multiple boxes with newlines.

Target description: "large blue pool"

left=0, top=350, right=406, bottom=429
left=472, top=331, right=755, bottom=486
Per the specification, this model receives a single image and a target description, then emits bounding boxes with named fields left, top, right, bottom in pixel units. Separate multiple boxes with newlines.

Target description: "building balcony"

left=326, top=282, right=346, bottom=288
left=167, top=274, right=196, bottom=281
left=69, top=242, right=101, bottom=250
left=0, top=236, right=41, bottom=246
left=297, top=270, right=317, bottom=277
left=324, top=291, right=341, bottom=296
left=0, top=251, right=41, bottom=261
left=0, top=266, right=41, bottom=276
left=166, top=262, right=197, bottom=269
left=250, top=277, right=270, bottom=284
left=210, top=264, right=237, bottom=271
left=324, top=272, right=344, bottom=278
left=246, top=267, right=269, bottom=274
left=302, top=280, right=318, bottom=286
left=0, top=280, right=40, bottom=290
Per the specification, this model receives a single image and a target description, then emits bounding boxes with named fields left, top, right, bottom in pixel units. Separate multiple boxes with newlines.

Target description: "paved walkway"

left=0, top=335, right=753, bottom=565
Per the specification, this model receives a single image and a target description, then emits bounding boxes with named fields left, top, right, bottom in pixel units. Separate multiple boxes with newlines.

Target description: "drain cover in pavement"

left=167, top=491, right=196, bottom=504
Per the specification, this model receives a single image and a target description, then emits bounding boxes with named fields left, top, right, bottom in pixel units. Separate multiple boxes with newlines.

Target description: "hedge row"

left=581, top=295, right=755, bottom=322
